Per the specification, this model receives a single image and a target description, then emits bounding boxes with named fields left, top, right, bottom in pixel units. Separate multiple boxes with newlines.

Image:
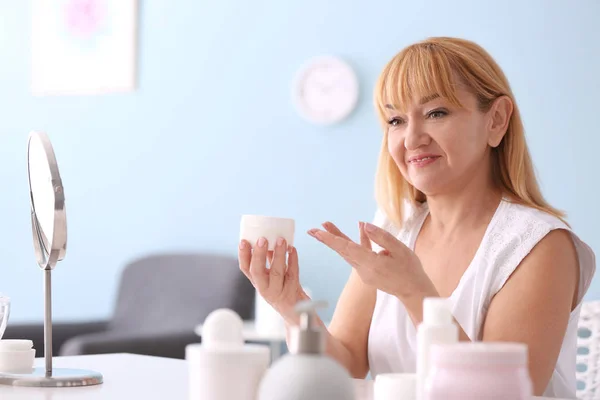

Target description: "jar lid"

left=431, top=342, right=528, bottom=366
left=201, top=308, right=244, bottom=350
left=0, top=339, right=33, bottom=351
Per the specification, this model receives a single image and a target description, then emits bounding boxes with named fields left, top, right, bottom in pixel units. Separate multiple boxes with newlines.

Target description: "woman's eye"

left=428, top=109, right=448, bottom=119
left=387, top=117, right=404, bottom=127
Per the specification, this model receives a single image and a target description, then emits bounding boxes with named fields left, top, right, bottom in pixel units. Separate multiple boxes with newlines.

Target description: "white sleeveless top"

left=367, top=199, right=596, bottom=399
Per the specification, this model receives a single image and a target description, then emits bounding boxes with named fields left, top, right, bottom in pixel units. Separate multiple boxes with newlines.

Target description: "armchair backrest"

left=109, top=253, right=255, bottom=333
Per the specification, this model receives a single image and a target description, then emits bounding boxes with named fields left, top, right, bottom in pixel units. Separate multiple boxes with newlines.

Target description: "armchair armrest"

left=59, top=329, right=201, bottom=359
left=2, top=321, right=109, bottom=357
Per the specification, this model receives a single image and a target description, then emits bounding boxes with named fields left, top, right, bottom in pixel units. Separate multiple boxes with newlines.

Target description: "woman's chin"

left=409, top=179, right=447, bottom=198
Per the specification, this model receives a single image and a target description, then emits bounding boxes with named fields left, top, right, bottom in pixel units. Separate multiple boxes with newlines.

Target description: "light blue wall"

left=1, top=0, right=598, bottom=323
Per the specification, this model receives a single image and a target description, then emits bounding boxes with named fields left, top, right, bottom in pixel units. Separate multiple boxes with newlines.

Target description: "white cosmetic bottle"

left=416, top=297, right=459, bottom=400
left=186, top=309, right=271, bottom=400
left=257, top=300, right=355, bottom=400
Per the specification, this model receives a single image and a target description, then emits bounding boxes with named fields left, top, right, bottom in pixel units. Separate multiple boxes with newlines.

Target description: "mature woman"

left=238, top=37, right=596, bottom=398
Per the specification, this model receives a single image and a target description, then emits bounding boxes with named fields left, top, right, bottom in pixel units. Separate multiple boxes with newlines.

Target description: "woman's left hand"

left=309, top=221, right=436, bottom=300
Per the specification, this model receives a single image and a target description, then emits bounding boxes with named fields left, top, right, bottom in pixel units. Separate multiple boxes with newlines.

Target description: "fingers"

left=249, top=237, right=269, bottom=292
left=359, top=222, right=372, bottom=250
left=283, top=245, right=299, bottom=291
left=309, top=228, right=376, bottom=267
left=363, top=222, right=400, bottom=253
left=238, top=240, right=253, bottom=282
left=323, top=221, right=371, bottom=250
left=268, top=238, right=287, bottom=294
left=267, top=250, right=275, bottom=267
left=308, top=228, right=346, bottom=253
left=322, top=221, right=352, bottom=241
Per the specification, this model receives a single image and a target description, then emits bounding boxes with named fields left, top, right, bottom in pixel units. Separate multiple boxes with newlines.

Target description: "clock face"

left=292, top=56, right=359, bottom=125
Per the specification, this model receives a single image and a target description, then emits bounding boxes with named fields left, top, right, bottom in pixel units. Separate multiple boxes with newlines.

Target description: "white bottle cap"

left=201, top=309, right=244, bottom=350
left=423, top=297, right=452, bottom=325
left=374, top=373, right=417, bottom=400
left=240, top=215, right=295, bottom=251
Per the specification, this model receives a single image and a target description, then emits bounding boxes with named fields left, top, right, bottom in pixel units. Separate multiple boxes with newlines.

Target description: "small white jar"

left=0, top=339, right=36, bottom=373
left=240, top=215, right=295, bottom=251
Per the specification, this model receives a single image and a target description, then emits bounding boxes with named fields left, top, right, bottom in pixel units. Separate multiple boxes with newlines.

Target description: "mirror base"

left=0, top=367, right=103, bottom=387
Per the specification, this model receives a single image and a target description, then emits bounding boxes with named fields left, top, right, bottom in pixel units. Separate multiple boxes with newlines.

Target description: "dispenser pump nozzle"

left=289, top=300, right=328, bottom=355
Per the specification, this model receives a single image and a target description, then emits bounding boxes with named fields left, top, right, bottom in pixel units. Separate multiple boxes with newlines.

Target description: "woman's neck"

left=425, top=171, right=502, bottom=236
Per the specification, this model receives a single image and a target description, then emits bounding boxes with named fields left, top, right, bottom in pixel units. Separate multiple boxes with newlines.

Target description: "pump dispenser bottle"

left=257, top=300, right=355, bottom=400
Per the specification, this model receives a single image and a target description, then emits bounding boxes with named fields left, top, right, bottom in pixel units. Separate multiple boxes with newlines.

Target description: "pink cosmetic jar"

left=425, top=342, right=533, bottom=400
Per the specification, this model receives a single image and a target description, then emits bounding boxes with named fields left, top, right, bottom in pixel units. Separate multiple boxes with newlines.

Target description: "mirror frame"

left=27, top=131, right=67, bottom=270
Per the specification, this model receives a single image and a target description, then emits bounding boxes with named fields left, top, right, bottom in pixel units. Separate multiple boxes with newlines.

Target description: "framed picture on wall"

left=31, top=0, right=138, bottom=96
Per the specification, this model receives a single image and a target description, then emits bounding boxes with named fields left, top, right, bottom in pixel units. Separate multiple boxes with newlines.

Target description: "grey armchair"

left=3, top=253, right=255, bottom=359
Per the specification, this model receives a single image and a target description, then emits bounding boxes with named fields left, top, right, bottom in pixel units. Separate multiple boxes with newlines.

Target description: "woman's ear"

left=487, top=96, right=513, bottom=147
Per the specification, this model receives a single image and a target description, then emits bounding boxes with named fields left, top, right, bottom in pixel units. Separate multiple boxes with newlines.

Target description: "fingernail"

left=239, top=240, right=247, bottom=249
left=365, top=222, right=376, bottom=232
left=257, top=237, right=267, bottom=247
left=277, top=237, right=284, bottom=247
left=359, top=221, right=364, bottom=229
left=288, top=246, right=294, bottom=254
left=307, top=229, right=317, bottom=237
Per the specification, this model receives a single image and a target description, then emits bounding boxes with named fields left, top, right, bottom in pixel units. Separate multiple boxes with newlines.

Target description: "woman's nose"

left=404, top=121, right=430, bottom=150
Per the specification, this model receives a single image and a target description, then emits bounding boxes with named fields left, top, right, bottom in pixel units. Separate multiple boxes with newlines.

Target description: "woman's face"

left=385, top=88, right=505, bottom=196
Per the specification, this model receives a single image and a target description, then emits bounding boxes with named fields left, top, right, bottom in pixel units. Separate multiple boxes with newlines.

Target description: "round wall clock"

left=292, top=56, right=359, bottom=125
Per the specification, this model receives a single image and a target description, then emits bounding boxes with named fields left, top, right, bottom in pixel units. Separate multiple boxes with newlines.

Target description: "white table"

left=0, top=354, right=565, bottom=399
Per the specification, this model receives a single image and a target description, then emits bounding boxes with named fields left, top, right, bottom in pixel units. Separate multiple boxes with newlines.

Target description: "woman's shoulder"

left=489, top=198, right=596, bottom=299
left=490, top=199, right=582, bottom=259
left=501, top=199, right=568, bottom=228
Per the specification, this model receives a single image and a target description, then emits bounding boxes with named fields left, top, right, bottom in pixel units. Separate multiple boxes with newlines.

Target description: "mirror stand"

left=0, top=269, right=103, bottom=387
left=0, top=132, right=103, bottom=387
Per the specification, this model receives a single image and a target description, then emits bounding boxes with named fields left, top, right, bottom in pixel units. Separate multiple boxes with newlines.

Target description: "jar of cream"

left=426, top=342, right=533, bottom=400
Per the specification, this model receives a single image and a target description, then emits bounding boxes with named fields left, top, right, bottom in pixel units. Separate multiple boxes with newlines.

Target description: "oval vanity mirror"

left=0, top=132, right=102, bottom=387
left=27, top=131, right=67, bottom=270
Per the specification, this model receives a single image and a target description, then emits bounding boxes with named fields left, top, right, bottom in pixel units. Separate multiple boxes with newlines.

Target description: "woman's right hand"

left=238, top=237, right=310, bottom=324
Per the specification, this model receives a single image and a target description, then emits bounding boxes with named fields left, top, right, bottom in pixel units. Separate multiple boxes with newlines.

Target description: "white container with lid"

left=425, top=342, right=533, bottom=400
left=186, top=309, right=271, bottom=400
left=240, top=215, right=295, bottom=251
left=0, top=295, right=36, bottom=374
left=0, top=340, right=36, bottom=373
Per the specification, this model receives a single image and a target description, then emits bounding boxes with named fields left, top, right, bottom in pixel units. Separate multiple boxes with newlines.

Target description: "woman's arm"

left=399, top=229, right=579, bottom=396
left=481, top=229, right=579, bottom=396
left=325, top=269, right=376, bottom=378
left=284, top=269, right=376, bottom=378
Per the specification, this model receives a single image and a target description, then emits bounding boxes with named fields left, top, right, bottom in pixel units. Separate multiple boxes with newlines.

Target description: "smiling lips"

left=407, top=154, right=441, bottom=167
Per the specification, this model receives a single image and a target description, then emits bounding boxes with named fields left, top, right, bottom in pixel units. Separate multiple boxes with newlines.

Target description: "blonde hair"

left=373, top=36, right=566, bottom=227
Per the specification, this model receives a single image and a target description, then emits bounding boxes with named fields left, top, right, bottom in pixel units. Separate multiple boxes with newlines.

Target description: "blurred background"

left=0, top=0, right=598, bottom=357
